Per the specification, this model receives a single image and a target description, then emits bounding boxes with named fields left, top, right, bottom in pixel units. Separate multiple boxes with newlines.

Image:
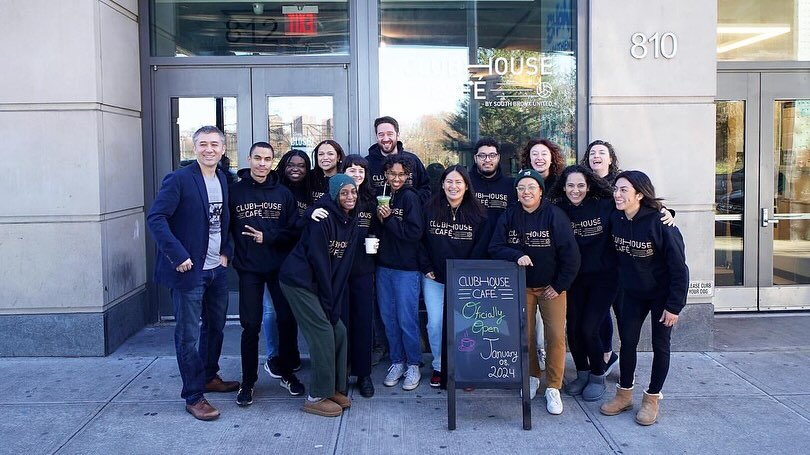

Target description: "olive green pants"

left=280, top=282, right=347, bottom=399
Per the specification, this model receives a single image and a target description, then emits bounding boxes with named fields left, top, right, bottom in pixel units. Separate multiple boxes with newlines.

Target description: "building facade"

left=1, top=0, right=807, bottom=355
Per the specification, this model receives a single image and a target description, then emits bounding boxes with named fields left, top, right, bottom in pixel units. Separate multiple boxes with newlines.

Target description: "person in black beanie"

left=600, top=170, right=688, bottom=426
left=280, top=174, right=360, bottom=417
left=229, top=142, right=300, bottom=406
left=489, top=168, right=580, bottom=415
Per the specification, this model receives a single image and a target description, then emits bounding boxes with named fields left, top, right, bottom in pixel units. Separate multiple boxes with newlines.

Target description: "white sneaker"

left=529, top=376, right=540, bottom=400
left=545, top=387, right=563, bottom=415
left=384, top=363, right=405, bottom=387
left=402, top=365, right=421, bottom=391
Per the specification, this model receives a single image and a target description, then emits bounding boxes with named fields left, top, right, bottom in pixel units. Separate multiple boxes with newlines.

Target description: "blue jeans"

left=422, top=277, right=444, bottom=372
left=262, top=286, right=278, bottom=359
left=170, top=265, right=229, bottom=405
left=376, top=266, right=422, bottom=366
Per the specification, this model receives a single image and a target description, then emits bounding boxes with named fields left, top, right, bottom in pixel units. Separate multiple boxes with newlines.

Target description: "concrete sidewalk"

left=2, top=314, right=810, bottom=454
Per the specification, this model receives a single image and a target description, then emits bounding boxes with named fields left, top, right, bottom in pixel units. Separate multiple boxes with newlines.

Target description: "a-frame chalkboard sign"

left=446, top=259, right=530, bottom=430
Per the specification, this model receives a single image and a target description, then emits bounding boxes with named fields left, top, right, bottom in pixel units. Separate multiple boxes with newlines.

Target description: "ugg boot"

left=635, top=391, right=662, bottom=426
left=565, top=370, right=590, bottom=396
left=582, top=373, right=607, bottom=402
left=599, top=384, right=634, bottom=416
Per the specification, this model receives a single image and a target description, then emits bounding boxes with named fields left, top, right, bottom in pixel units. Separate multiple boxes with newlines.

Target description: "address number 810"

left=630, top=32, right=677, bottom=59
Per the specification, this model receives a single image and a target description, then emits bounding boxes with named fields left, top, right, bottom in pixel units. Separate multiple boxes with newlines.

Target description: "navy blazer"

left=147, top=161, right=233, bottom=290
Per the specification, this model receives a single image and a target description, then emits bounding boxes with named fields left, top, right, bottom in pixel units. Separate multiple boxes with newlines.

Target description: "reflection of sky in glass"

left=379, top=45, right=469, bottom=128
left=268, top=96, right=332, bottom=123
left=176, top=97, right=238, bottom=167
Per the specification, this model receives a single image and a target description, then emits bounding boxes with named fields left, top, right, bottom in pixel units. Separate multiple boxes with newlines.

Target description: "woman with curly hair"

left=580, top=140, right=621, bottom=184
left=520, top=138, right=566, bottom=191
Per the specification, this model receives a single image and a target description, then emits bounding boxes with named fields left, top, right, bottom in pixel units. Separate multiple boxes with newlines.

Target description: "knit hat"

left=515, top=169, right=545, bottom=192
left=329, top=174, right=356, bottom=201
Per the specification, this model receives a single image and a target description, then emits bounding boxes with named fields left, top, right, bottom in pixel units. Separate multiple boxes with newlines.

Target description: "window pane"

left=773, top=100, right=810, bottom=284
left=379, top=0, right=577, bottom=172
left=715, top=100, right=745, bottom=286
left=718, top=0, right=810, bottom=61
left=172, top=97, right=238, bottom=176
left=267, top=96, right=333, bottom=153
left=151, top=1, right=349, bottom=57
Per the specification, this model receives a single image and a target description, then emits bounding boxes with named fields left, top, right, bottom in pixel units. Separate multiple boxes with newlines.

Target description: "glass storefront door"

left=715, top=71, right=810, bottom=311
left=151, top=66, right=349, bottom=318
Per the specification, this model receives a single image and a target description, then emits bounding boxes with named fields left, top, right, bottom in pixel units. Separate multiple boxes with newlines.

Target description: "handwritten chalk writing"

left=461, top=302, right=505, bottom=325
left=458, top=276, right=510, bottom=288
left=480, top=338, right=518, bottom=363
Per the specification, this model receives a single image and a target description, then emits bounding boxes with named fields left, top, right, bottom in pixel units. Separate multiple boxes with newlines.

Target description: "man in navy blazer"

left=147, top=125, right=239, bottom=421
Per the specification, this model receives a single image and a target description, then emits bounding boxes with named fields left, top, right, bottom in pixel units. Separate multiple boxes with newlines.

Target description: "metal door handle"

left=761, top=208, right=779, bottom=227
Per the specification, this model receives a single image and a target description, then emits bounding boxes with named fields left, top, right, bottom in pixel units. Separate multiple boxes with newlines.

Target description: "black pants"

left=567, top=273, right=618, bottom=375
left=618, top=292, right=672, bottom=394
left=342, top=273, right=374, bottom=377
left=599, top=288, right=624, bottom=352
left=238, top=270, right=300, bottom=387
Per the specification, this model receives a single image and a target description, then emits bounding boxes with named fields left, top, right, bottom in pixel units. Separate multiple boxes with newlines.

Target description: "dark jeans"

left=265, top=270, right=301, bottom=376
left=170, top=265, right=229, bottom=405
left=342, top=273, right=374, bottom=377
left=237, top=270, right=276, bottom=387
left=599, top=288, right=624, bottom=352
left=567, top=273, right=619, bottom=375
left=618, top=292, right=673, bottom=394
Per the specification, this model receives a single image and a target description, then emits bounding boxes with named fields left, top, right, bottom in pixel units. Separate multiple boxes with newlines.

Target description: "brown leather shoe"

left=329, top=392, right=351, bottom=409
left=185, top=398, right=220, bottom=421
left=205, top=375, right=240, bottom=393
left=302, top=398, right=342, bottom=417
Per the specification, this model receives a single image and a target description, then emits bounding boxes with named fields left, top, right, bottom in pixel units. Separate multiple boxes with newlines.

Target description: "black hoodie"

left=377, top=186, right=423, bottom=271
left=468, top=165, right=516, bottom=222
left=279, top=197, right=359, bottom=324
left=229, top=169, right=299, bottom=273
left=555, top=197, right=617, bottom=276
left=488, top=199, right=580, bottom=291
left=610, top=205, right=689, bottom=314
left=367, top=142, right=431, bottom=203
left=419, top=200, right=490, bottom=284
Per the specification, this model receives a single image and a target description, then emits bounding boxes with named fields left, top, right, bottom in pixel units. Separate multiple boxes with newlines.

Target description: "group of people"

left=146, top=116, right=688, bottom=428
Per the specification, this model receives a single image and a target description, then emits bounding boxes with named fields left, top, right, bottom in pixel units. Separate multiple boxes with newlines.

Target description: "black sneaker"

left=264, top=357, right=283, bottom=379
left=236, top=386, right=254, bottom=406
left=280, top=374, right=305, bottom=396
left=430, top=370, right=441, bottom=388
left=358, top=375, right=375, bottom=398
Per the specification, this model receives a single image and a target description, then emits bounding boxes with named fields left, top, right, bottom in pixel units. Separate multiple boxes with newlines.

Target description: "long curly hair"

left=520, top=138, right=565, bottom=178
left=580, top=139, right=620, bottom=178
left=548, top=165, right=614, bottom=201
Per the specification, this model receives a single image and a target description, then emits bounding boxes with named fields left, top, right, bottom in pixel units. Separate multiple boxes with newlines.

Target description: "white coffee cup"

left=365, top=237, right=380, bottom=254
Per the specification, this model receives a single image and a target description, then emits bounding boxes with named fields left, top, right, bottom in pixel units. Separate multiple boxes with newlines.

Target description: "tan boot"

left=635, top=391, right=662, bottom=426
left=600, top=384, right=634, bottom=416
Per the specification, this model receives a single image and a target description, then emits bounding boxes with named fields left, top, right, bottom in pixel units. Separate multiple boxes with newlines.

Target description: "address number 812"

left=630, top=32, right=677, bottom=59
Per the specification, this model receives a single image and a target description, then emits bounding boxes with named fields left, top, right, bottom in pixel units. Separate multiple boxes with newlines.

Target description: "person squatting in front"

left=599, top=170, right=689, bottom=426
left=279, top=174, right=360, bottom=417
left=376, top=154, right=425, bottom=391
left=308, top=154, right=379, bottom=398
left=228, top=142, right=300, bottom=406
left=489, top=168, right=580, bottom=415
left=419, top=165, right=490, bottom=388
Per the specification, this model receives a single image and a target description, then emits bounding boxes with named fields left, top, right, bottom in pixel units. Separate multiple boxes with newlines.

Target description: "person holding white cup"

left=310, top=154, right=378, bottom=398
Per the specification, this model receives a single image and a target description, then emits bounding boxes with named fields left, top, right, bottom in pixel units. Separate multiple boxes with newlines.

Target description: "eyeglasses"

left=475, top=153, right=499, bottom=161
left=386, top=172, right=407, bottom=179
left=516, top=185, right=540, bottom=193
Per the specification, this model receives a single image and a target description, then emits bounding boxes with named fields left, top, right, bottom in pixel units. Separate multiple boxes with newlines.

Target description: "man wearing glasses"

left=469, top=137, right=516, bottom=222
left=366, top=116, right=431, bottom=203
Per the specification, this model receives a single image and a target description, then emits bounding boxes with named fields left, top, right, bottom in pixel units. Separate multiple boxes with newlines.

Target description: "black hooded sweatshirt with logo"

left=488, top=198, right=580, bottom=291
left=279, top=197, right=359, bottom=324
left=229, top=169, right=299, bottom=273
left=468, top=165, right=516, bottom=222
left=305, top=192, right=378, bottom=277
left=366, top=142, right=431, bottom=203
left=555, top=197, right=617, bottom=276
left=377, top=186, right=424, bottom=271
left=419, top=200, right=491, bottom=284
left=610, top=205, right=689, bottom=314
